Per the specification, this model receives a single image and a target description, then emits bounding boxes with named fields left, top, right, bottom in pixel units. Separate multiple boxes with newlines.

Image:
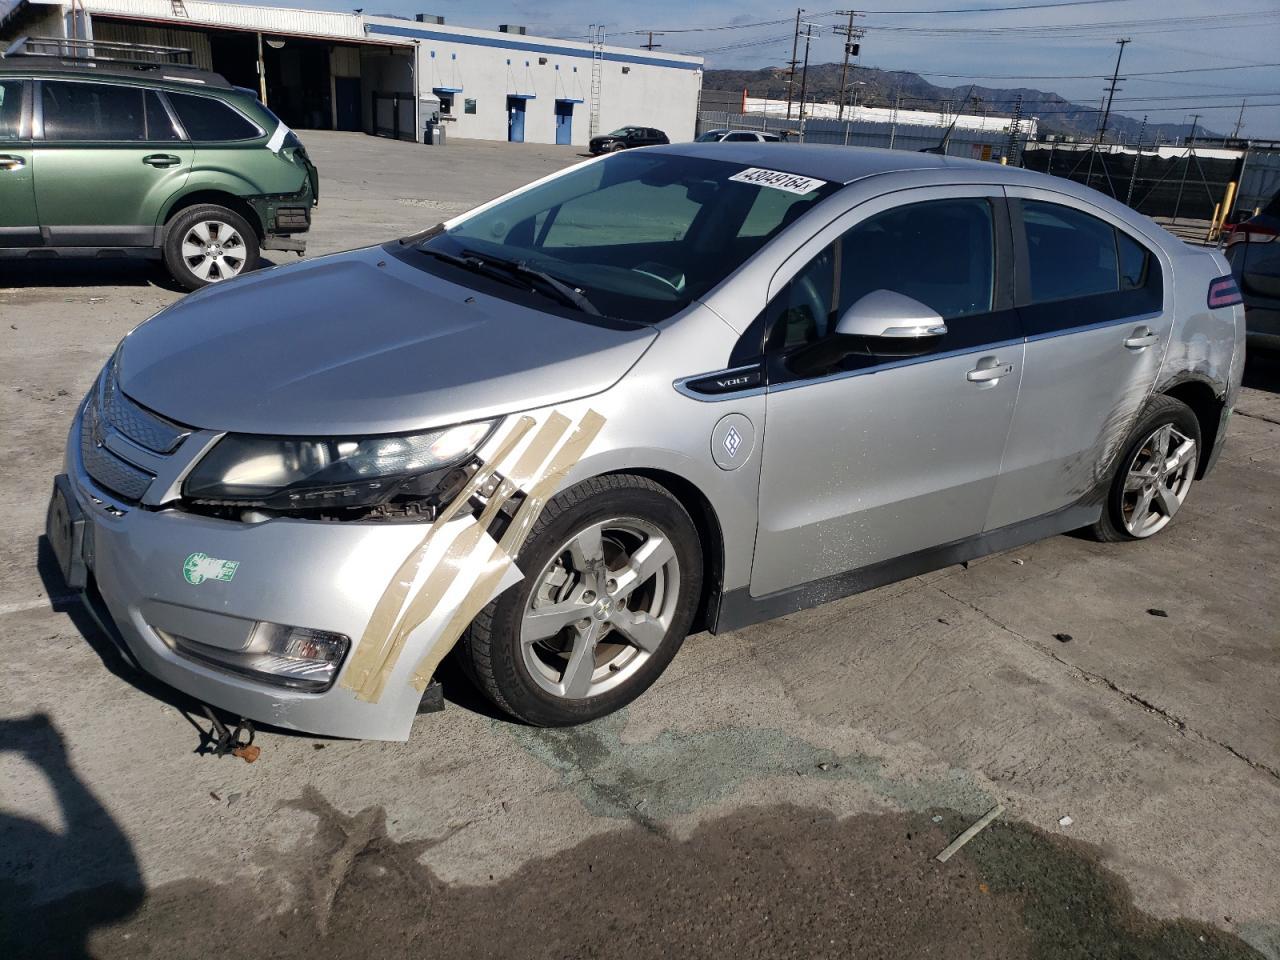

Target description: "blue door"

left=507, top=97, right=526, bottom=142
left=554, top=101, right=573, bottom=145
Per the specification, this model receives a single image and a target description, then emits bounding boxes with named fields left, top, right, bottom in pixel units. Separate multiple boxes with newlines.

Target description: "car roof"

left=653, top=141, right=1037, bottom=186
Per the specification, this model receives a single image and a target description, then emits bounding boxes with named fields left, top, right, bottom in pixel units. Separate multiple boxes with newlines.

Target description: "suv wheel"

left=163, top=204, right=260, bottom=290
left=1089, top=394, right=1201, bottom=542
left=459, top=474, right=703, bottom=726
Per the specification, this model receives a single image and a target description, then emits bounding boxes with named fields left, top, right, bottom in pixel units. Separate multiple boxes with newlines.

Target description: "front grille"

left=81, top=402, right=154, bottom=501
left=78, top=361, right=191, bottom=503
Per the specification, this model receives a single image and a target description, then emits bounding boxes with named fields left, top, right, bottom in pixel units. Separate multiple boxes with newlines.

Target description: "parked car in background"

left=1224, top=190, right=1280, bottom=350
left=0, top=37, right=318, bottom=289
left=588, top=126, right=669, bottom=154
left=696, top=129, right=782, bottom=143
left=49, top=144, right=1243, bottom=740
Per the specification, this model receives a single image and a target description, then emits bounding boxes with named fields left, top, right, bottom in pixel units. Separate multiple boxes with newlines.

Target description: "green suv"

left=0, top=38, right=318, bottom=289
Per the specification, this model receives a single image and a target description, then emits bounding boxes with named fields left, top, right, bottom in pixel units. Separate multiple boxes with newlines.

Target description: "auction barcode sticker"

left=728, top=167, right=827, bottom=195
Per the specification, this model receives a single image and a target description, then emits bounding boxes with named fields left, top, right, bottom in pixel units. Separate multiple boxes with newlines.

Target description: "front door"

left=507, top=97, right=526, bottom=143
left=751, top=188, right=1024, bottom=597
left=555, top=101, right=573, bottom=145
left=0, top=78, right=39, bottom=248
left=984, top=190, right=1174, bottom=529
left=33, top=79, right=193, bottom=247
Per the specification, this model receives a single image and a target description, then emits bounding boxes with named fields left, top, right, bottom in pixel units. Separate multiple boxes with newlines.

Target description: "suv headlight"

left=184, top=420, right=495, bottom=510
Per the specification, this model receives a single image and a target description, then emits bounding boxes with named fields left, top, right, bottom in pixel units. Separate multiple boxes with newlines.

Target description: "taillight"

left=1226, top=221, right=1279, bottom=247
left=1207, top=275, right=1243, bottom=309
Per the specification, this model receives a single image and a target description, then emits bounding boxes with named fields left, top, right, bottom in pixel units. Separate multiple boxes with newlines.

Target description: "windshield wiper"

left=415, top=247, right=602, bottom=317
left=459, top=250, right=601, bottom=316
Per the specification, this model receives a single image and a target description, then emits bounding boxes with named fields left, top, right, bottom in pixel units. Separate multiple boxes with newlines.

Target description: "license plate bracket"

left=46, top=475, right=89, bottom=590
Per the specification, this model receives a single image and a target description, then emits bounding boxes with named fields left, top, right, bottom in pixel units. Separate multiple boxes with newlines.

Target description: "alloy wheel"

left=521, top=517, right=680, bottom=699
left=181, top=220, right=248, bottom=282
left=1120, top=423, right=1197, bottom=538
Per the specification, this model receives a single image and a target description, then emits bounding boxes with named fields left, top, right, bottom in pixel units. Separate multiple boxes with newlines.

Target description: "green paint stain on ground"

left=509, top=712, right=992, bottom=822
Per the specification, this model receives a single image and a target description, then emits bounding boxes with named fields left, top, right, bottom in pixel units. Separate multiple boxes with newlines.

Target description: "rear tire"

left=1088, top=395, right=1201, bottom=542
left=459, top=474, right=703, bottom=726
left=162, top=204, right=259, bottom=291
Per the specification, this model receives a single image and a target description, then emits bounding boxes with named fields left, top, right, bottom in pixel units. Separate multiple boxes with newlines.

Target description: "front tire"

left=459, top=474, right=703, bottom=726
left=162, top=204, right=259, bottom=291
left=1088, top=395, right=1201, bottom=542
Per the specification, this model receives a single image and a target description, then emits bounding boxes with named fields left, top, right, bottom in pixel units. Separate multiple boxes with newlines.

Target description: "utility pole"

left=642, top=31, right=663, bottom=51
left=1232, top=99, right=1246, bottom=139
left=797, top=22, right=818, bottom=124
left=834, top=9, right=865, bottom=121
left=784, top=8, right=803, bottom=121
left=1096, top=37, right=1130, bottom=144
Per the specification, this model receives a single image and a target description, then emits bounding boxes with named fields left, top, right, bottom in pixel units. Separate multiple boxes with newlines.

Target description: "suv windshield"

left=695, top=131, right=727, bottom=142
left=417, top=152, right=841, bottom=323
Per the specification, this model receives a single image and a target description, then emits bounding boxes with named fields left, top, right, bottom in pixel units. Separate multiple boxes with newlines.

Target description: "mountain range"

left=703, top=63, right=1222, bottom=142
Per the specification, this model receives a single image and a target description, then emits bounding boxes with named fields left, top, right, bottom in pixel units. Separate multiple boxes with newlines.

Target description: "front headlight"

left=184, top=420, right=495, bottom=510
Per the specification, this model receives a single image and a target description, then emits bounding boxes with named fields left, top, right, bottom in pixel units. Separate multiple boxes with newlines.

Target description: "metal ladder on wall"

left=588, top=26, right=605, bottom=138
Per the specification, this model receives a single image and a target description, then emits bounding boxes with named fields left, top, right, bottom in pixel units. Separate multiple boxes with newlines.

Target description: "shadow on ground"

left=8, top=785, right=1267, bottom=960
left=0, top=714, right=143, bottom=960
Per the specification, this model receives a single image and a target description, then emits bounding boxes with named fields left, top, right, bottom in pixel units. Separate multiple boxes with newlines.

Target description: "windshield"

left=695, top=131, right=726, bottom=142
left=607, top=127, right=635, bottom=137
left=419, top=152, right=841, bottom=324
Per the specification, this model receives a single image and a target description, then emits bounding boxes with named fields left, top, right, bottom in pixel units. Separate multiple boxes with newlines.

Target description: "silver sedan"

left=48, top=144, right=1244, bottom=738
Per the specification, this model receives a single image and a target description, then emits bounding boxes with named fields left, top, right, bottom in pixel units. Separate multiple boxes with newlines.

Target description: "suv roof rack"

left=0, top=36, right=233, bottom=89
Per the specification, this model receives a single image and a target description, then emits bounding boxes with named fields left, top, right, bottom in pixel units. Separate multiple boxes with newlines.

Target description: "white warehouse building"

left=0, top=0, right=704, bottom=146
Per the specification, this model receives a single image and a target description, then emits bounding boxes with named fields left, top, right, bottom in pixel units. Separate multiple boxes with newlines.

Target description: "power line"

left=915, top=61, right=1280, bottom=80
left=849, top=0, right=1137, bottom=12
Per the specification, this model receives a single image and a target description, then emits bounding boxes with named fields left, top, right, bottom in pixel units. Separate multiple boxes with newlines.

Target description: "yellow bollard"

left=1218, top=180, right=1238, bottom=231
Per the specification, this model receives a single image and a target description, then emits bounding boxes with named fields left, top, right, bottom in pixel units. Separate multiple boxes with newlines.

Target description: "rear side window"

left=1117, top=230, right=1151, bottom=290
left=1021, top=200, right=1120, bottom=302
left=0, top=80, right=23, bottom=139
left=167, top=92, right=261, bottom=141
left=42, top=81, right=147, bottom=141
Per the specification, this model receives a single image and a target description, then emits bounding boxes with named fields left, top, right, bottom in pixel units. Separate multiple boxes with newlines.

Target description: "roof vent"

left=498, top=24, right=527, bottom=35
left=415, top=14, right=444, bottom=23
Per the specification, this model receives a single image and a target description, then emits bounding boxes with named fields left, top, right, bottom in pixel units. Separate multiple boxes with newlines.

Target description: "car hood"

left=118, top=246, right=658, bottom=435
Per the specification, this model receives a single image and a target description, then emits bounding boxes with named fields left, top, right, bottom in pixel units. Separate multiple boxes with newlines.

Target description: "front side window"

left=0, top=80, right=23, bottom=139
left=415, top=152, right=842, bottom=324
left=167, top=92, right=261, bottom=141
left=771, top=198, right=997, bottom=350
left=41, top=81, right=146, bottom=141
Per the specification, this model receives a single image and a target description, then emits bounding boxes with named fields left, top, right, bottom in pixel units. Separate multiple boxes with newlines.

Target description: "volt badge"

left=711, top=414, right=755, bottom=471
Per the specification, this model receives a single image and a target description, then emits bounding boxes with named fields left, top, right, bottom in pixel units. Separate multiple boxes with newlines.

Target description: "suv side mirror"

left=788, top=290, right=948, bottom=376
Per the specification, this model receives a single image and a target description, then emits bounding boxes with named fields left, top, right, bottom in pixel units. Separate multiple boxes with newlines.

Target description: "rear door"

left=33, top=79, right=193, bottom=246
left=0, top=78, right=39, bottom=247
left=985, top=189, right=1171, bottom=529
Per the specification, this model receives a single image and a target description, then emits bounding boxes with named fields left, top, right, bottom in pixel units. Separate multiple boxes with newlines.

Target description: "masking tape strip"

left=340, top=416, right=536, bottom=697
left=353, top=414, right=572, bottom=703
left=409, top=409, right=607, bottom=692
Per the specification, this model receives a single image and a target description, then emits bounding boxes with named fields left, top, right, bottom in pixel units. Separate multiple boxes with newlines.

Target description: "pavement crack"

left=1235, top=408, right=1280, bottom=427
left=933, top=584, right=1280, bottom=784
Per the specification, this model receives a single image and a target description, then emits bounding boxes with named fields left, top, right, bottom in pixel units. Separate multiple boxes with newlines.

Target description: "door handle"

left=1124, top=327, right=1160, bottom=350
left=966, top=359, right=1014, bottom=383
left=0, top=155, right=25, bottom=171
left=142, top=154, right=181, bottom=168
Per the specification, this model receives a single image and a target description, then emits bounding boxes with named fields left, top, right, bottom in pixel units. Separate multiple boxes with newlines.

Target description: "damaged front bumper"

left=50, top=404, right=514, bottom=742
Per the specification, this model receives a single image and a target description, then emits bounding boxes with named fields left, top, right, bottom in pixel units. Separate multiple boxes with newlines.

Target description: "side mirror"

left=833, top=289, right=948, bottom=343
left=788, top=290, right=947, bottom=377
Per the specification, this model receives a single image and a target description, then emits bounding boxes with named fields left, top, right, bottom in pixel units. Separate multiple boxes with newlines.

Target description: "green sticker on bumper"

left=183, top=552, right=240, bottom=585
